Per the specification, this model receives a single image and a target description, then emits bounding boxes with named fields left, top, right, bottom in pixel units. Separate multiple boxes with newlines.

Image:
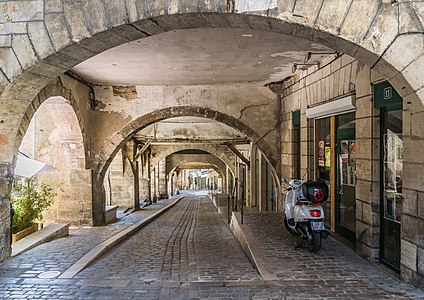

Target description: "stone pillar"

left=92, top=170, right=106, bottom=226
left=109, top=149, right=134, bottom=208
left=125, top=140, right=140, bottom=210
left=355, top=66, right=380, bottom=261
left=139, top=152, right=150, bottom=202
left=133, top=160, right=140, bottom=210
left=249, top=143, right=257, bottom=207
left=400, top=93, right=424, bottom=286
left=0, top=162, right=13, bottom=261
left=147, top=151, right=152, bottom=202
left=258, top=153, right=267, bottom=211
left=158, top=160, right=167, bottom=198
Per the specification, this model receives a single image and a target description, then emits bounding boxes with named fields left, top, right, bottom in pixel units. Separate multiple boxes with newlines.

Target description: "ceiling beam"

left=134, top=142, right=150, bottom=161
left=225, top=143, right=250, bottom=167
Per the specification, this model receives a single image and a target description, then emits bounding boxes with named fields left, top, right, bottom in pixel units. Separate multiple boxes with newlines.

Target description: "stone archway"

left=94, top=106, right=278, bottom=184
left=91, top=107, right=279, bottom=225
left=150, top=144, right=237, bottom=177
left=0, top=5, right=422, bottom=166
left=0, top=3, right=423, bottom=262
left=15, top=78, right=90, bottom=167
left=19, top=96, right=92, bottom=225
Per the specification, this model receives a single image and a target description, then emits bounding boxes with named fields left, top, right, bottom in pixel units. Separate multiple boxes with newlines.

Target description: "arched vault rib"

left=95, top=106, right=280, bottom=184
left=149, top=144, right=236, bottom=177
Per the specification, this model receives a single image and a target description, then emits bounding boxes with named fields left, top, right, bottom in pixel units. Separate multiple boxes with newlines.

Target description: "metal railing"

left=227, top=178, right=244, bottom=224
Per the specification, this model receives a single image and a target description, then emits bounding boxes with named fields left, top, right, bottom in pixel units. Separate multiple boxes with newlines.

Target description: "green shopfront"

left=374, top=81, right=403, bottom=273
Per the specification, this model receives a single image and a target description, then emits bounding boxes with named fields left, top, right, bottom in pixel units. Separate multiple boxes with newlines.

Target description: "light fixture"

left=292, top=63, right=320, bottom=73
left=305, top=51, right=340, bottom=63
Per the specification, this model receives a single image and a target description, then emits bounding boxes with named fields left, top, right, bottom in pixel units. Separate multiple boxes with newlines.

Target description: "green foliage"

left=11, top=179, right=55, bottom=234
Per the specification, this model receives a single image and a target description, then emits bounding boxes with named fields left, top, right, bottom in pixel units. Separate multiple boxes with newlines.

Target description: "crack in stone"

left=238, top=97, right=276, bottom=119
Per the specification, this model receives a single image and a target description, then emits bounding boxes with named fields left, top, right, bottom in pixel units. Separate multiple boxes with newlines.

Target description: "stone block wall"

left=108, top=149, right=134, bottom=208
left=280, top=54, right=358, bottom=182
left=354, top=67, right=380, bottom=261
left=400, top=91, right=424, bottom=286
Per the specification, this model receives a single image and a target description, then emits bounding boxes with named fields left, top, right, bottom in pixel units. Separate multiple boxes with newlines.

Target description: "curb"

left=59, top=197, right=183, bottom=279
left=229, top=212, right=278, bottom=281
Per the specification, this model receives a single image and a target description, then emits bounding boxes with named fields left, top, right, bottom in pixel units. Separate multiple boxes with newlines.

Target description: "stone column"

left=0, top=162, right=13, bottom=261
left=249, top=143, right=257, bottom=207
left=92, top=170, right=106, bottom=226
left=158, top=160, right=167, bottom=198
left=355, top=66, right=380, bottom=261
left=147, top=151, right=152, bottom=203
left=258, top=153, right=267, bottom=211
left=400, top=93, right=424, bottom=286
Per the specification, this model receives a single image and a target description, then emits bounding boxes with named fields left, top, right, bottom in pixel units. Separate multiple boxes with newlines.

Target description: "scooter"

left=284, top=179, right=330, bottom=252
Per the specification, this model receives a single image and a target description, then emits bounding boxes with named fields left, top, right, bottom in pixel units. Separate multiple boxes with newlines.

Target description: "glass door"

left=316, top=117, right=331, bottom=227
left=336, top=113, right=356, bottom=243
left=381, top=109, right=403, bottom=272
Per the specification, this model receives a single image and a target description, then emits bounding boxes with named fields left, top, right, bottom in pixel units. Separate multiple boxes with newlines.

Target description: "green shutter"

left=373, top=81, right=402, bottom=110
left=292, top=110, right=300, bottom=126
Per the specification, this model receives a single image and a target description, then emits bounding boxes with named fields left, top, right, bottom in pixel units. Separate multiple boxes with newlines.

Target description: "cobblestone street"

left=0, top=193, right=422, bottom=299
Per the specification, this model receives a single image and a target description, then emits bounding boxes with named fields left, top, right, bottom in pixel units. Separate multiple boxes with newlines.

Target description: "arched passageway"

left=0, top=3, right=422, bottom=286
left=19, top=96, right=92, bottom=225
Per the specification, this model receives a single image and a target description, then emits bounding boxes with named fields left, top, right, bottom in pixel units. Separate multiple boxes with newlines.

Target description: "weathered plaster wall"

left=91, top=84, right=280, bottom=179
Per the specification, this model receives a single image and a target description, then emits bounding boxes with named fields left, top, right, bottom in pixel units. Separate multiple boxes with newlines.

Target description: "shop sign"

left=373, top=81, right=402, bottom=109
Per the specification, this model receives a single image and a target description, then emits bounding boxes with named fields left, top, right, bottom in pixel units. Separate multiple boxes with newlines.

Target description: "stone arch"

left=149, top=144, right=236, bottom=177
left=90, top=106, right=281, bottom=225
left=96, top=106, right=278, bottom=181
left=15, top=78, right=90, bottom=169
left=0, top=6, right=422, bottom=164
left=18, top=95, right=92, bottom=225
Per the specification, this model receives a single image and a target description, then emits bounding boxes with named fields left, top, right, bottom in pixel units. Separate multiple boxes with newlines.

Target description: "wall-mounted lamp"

left=292, top=63, right=320, bottom=73
left=305, top=51, right=340, bottom=63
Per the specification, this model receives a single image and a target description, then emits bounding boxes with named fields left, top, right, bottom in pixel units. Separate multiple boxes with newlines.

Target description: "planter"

left=12, top=223, right=39, bottom=244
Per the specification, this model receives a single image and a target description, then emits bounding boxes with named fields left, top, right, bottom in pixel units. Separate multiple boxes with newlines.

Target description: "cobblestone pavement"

left=0, top=193, right=423, bottom=299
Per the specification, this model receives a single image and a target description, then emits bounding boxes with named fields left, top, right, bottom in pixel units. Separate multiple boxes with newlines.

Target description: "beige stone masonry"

left=402, top=239, right=418, bottom=272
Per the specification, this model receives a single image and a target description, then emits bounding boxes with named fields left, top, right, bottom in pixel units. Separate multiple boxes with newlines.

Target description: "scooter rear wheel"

left=309, top=231, right=322, bottom=252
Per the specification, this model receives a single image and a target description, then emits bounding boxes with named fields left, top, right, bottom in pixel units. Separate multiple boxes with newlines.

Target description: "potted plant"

left=11, top=178, right=55, bottom=243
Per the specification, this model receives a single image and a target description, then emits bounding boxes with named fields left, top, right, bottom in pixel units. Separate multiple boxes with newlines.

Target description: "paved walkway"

left=0, top=192, right=422, bottom=299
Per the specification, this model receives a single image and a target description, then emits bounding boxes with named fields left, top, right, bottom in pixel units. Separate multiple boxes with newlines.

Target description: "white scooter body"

left=284, top=179, right=307, bottom=225
left=284, top=179, right=329, bottom=251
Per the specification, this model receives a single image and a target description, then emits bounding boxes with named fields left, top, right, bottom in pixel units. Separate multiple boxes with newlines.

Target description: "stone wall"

left=400, top=82, right=424, bottom=286
left=107, top=149, right=134, bottom=208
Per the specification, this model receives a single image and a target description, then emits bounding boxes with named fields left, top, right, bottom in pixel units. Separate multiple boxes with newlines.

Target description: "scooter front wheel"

left=308, top=231, right=322, bottom=252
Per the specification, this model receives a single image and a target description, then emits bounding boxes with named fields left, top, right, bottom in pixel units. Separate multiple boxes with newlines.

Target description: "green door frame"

left=335, top=125, right=356, bottom=243
left=379, top=107, right=402, bottom=273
